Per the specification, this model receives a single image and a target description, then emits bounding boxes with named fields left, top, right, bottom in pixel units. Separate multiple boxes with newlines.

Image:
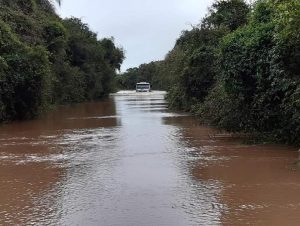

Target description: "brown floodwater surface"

left=0, top=91, right=299, bottom=226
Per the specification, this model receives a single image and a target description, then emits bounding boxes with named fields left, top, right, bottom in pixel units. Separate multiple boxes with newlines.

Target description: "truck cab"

left=136, top=82, right=151, bottom=92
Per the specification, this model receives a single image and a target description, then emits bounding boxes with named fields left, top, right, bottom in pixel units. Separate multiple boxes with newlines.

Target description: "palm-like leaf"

left=39, top=0, right=61, bottom=10
left=55, top=0, right=61, bottom=6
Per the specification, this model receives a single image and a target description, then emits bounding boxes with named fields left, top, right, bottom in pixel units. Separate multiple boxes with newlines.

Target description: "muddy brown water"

left=0, top=91, right=299, bottom=226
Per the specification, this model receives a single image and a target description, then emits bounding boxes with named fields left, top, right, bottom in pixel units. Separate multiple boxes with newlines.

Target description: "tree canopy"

left=0, top=0, right=124, bottom=121
left=121, top=0, right=299, bottom=145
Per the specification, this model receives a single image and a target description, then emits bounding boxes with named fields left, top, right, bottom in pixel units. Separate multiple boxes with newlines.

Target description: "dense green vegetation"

left=120, top=0, right=299, bottom=145
left=0, top=0, right=124, bottom=121
left=170, top=0, right=300, bottom=145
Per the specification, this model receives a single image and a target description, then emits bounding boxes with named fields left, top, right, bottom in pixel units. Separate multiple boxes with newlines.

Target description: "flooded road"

left=0, top=91, right=299, bottom=226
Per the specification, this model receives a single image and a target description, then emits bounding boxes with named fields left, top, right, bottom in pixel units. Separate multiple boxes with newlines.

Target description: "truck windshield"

left=136, top=85, right=150, bottom=89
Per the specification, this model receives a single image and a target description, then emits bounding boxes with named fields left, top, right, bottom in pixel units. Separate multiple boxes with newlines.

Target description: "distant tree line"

left=119, top=0, right=300, bottom=145
left=0, top=0, right=124, bottom=121
left=115, top=61, right=166, bottom=90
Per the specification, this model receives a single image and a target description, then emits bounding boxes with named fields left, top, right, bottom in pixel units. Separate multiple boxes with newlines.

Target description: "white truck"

left=136, top=82, right=151, bottom=92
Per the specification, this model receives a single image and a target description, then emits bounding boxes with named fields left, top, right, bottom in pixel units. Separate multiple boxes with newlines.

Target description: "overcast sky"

left=58, top=0, right=214, bottom=72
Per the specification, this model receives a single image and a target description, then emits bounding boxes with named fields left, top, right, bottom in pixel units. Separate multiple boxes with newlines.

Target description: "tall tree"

left=202, top=0, right=249, bottom=31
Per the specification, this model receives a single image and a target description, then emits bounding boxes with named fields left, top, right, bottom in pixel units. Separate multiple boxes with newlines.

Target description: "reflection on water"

left=0, top=91, right=299, bottom=225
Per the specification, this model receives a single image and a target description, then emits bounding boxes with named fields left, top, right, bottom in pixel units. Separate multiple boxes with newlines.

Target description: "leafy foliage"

left=212, top=0, right=300, bottom=144
left=0, top=0, right=124, bottom=121
left=152, top=0, right=299, bottom=145
left=202, top=0, right=249, bottom=31
left=0, top=20, right=51, bottom=120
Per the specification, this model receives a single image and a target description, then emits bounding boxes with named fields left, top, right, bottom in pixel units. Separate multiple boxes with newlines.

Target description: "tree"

left=202, top=0, right=250, bottom=31
left=152, top=0, right=299, bottom=144
left=0, top=0, right=125, bottom=121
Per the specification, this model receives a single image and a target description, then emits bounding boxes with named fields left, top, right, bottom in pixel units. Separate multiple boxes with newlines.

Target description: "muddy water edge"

left=0, top=91, right=299, bottom=226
